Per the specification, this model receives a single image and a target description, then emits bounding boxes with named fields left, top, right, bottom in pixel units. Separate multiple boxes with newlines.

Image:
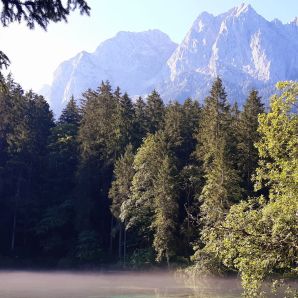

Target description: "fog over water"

left=0, top=271, right=242, bottom=298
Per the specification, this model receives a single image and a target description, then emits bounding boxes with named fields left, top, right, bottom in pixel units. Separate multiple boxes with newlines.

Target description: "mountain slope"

left=161, top=3, right=298, bottom=104
left=47, top=30, right=177, bottom=115
left=43, top=4, right=298, bottom=115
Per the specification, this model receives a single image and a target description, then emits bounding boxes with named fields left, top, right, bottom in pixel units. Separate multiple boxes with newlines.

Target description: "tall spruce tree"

left=37, top=98, right=81, bottom=257
left=145, top=90, right=165, bottom=133
left=163, top=99, right=202, bottom=255
left=133, top=96, right=148, bottom=147
left=238, top=90, right=264, bottom=196
left=121, top=134, right=160, bottom=241
left=59, top=96, right=81, bottom=126
left=76, top=81, right=119, bottom=256
left=0, top=80, right=54, bottom=256
left=109, top=144, right=135, bottom=260
left=121, top=132, right=179, bottom=262
left=193, top=77, right=242, bottom=273
left=109, top=144, right=135, bottom=220
left=152, top=154, right=178, bottom=264
left=116, top=92, right=135, bottom=151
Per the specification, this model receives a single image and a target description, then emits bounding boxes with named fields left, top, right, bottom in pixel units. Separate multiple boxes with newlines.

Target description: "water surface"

left=0, top=271, right=242, bottom=298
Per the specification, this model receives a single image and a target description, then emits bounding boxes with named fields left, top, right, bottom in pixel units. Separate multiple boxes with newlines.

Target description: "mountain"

left=161, top=3, right=298, bottom=105
left=46, top=30, right=177, bottom=115
left=43, top=3, right=298, bottom=115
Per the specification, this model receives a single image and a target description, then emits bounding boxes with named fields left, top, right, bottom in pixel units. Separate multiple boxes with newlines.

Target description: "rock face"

left=47, top=30, right=177, bottom=115
left=161, top=3, right=298, bottom=105
left=44, top=3, right=298, bottom=115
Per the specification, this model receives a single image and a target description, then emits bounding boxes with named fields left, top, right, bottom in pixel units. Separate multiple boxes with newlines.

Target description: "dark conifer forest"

left=0, top=75, right=297, bottom=297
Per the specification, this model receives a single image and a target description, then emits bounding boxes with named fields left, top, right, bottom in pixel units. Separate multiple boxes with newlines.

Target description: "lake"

left=0, top=271, right=242, bottom=298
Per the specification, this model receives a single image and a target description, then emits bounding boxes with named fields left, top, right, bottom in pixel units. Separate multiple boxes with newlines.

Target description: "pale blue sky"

left=0, top=0, right=297, bottom=91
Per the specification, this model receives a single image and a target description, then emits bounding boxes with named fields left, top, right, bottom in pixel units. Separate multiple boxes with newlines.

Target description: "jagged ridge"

left=42, top=3, right=298, bottom=115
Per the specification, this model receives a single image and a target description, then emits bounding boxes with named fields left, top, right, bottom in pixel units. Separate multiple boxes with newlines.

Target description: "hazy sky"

left=0, top=0, right=297, bottom=91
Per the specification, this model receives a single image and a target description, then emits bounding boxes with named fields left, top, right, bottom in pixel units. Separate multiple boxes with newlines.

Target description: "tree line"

left=0, top=75, right=297, bottom=297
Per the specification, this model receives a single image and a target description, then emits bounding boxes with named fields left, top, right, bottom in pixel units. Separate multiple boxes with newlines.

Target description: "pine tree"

left=0, top=82, right=54, bottom=255
left=133, top=96, right=148, bottom=147
left=182, top=98, right=201, bottom=158
left=145, top=90, right=165, bottom=133
left=164, top=99, right=201, bottom=164
left=76, top=81, right=118, bottom=253
left=163, top=99, right=202, bottom=256
left=120, top=132, right=179, bottom=263
left=152, top=155, right=178, bottom=264
left=109, top=144, right=135, bottom=261
left=37, top=98, right=81, bottom=257
left=121, top=134, right=160, bottom=239
left=192, top=77, right=242, bottom=273
left=109, top=144, right=135, bottom=220
left=237, top=90, right=264, bottom=196
left=59, top=96, right=81, bottom=126
left=116, top=92, right=135, bottom=151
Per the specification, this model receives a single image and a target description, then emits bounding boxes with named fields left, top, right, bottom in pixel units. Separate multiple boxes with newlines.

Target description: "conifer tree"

left=164, top=99, right=200, bottom=164
left=38, top=98, right=81, bottom=256
left=0, top=81, right=54, bottom=255
left=193, top=77, right=242, bottom=272
left=59, top=96, right=81, bottom=126
left=76, top=81, right=118, bottom=254
left=116, top=92, right=135, bottom=151
left=133, top=96, right=148, bottom=147
left=237, top=90, right=264, bottom=196
left=109, top=144, right=135, bottom=220
left=152, top=155, right=178, bottom=264
left=109, top=144, right=135, bottom=260
left=121, top=133, right=179, bottom=263
left=121, top=134, right=159, bottom=239
left=145, top=90, right=165, bottom=133
left=181, top=98, right=201, bottom=157
left=162, top=99, right=202, bottom=255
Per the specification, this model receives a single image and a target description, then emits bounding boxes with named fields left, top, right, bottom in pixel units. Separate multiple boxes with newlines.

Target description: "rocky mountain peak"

left=232, top=3, right=254, bottom=17
left=42, top=4, right=298, bottom=117
left=290, top=16, right=298, bottom=26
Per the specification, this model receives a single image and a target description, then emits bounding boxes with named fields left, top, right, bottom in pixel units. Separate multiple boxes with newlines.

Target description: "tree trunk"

left=109, top=217, right=114, bottom=255
left=166, top=251, right=170, bottom=268
left=118, top=223, right=122, bottom=261
left=11, top=176, right=21, bottom=251
left=123, top=225, right=127, bottom=268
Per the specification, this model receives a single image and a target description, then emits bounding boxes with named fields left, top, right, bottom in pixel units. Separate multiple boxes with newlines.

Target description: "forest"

left=0, top=74, right=297, bottom=297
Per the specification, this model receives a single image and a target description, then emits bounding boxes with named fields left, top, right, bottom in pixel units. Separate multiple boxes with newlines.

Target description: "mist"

left=0, top=271, right=242, bottom=298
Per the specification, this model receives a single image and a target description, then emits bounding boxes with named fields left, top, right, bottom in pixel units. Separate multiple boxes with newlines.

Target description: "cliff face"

left=43, top=4, right=298, bottom=115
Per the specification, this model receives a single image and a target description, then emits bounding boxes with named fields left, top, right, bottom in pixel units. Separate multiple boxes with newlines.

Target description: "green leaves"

left=217, top=81, right=298, bottom=297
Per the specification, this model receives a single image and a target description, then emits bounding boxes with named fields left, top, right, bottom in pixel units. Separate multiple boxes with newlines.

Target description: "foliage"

left=0, top=73, right=297, bottom=298
left=128, top=247, right=155, bottom=268
left=192, top=77, right=242, bottom=273
left=237, top=90, right=264, bottom=196
left=109, top=144, right=135, bottom=219
left=75, top=230, right=102, bottom=262
left=217, top=81, right=298, bottom=297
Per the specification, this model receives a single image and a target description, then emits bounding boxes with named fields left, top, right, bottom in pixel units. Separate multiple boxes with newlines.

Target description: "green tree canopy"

left=218, top=81, right=298, bottom=297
